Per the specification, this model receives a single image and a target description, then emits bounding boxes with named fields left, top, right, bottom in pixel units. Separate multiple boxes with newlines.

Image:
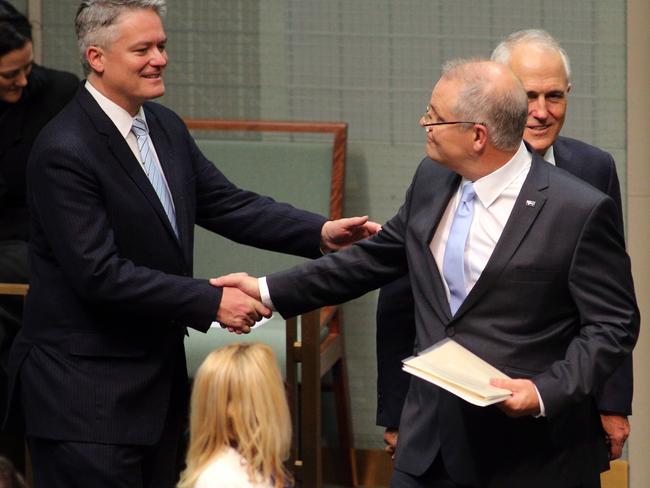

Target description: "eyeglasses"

left=423, top=120, right=484, bottom=127
left=422, top=105, right=486, bottom=128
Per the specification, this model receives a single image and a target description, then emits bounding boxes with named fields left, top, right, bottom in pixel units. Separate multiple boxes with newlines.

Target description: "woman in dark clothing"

left=0, top=0, right=78, bottom=472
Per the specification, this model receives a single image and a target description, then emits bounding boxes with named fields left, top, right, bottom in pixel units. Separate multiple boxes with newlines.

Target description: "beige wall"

left=627, top=0, right=650, bottom=485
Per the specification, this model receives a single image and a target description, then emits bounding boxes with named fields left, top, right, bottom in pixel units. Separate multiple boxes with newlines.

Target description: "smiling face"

left=508, top=43, right=571, bottom=155
left=86, top=8, right=167, bottom=115
left=0, top=41, right=33, bottom=103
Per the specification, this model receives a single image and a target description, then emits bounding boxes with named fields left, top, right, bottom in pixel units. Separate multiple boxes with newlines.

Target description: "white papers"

left=402, top=338, right=512, bottom=407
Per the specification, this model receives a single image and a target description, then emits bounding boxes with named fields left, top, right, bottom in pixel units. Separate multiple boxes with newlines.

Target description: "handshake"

left=210, top=273, right=265, bottom=334
left=210, top=215, right=382, bottom=334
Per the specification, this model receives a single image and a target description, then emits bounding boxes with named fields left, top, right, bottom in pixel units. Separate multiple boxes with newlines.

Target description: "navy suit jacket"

left=266, top=153, right=639, bottom=486
left=6, top=85, right=326, bottom=445
left=375, top=136, right=632, bottom=429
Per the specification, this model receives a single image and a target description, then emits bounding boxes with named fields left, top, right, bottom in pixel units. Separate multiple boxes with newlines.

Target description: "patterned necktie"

left=442, top=181, right=476, bottom=315
left=131, top=117, right=178, bottom=237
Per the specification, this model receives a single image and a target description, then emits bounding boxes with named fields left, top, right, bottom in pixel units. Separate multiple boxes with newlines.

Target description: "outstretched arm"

left=321, top=216, right=381, bottom=252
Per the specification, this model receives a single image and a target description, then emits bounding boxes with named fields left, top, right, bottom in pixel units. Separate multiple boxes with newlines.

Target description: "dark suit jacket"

left=0, top=64, right=79, bottom=241
left=5, top=85, right=327, bottom=445
left=375, top=136, right=632, bottom=429
left=266, top=153, right=639, bottom=487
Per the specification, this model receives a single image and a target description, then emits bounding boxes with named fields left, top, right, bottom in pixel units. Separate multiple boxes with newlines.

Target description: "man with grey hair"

left=4, top=1, right=378, bottom=486
left=214, top=58, right=638, bottom=487
left=376, top=28, right=631, bottom=466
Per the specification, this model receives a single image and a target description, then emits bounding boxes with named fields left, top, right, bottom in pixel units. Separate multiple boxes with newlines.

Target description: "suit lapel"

left=417, top=167, right=460, bottom=323
left=552, top=137, right=580, bottom=176
left=76, top=88, right=183, bottom=248
left=453, top=155, right=549, bottom=319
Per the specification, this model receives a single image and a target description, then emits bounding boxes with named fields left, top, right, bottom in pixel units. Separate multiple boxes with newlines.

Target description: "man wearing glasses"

left=376, top=29, right=631, bottom=466
left=215, top=58, right=638, bottom=487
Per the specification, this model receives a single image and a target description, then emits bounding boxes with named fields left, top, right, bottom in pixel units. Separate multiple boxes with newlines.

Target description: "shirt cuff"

left=534, top=384, right=546, bottom=417
left=258, top=277, right=276, bottom=311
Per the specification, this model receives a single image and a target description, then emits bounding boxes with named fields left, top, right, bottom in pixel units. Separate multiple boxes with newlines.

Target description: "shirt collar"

left=471, top=141, right=532, bottom=208
left=84, top=80, right=146, bottom=139
left=542, top=145, right=556, bottom=165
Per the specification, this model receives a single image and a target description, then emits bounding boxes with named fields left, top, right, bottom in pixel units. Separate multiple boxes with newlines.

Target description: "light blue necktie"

left=131, top=117, right=178, bottom=237
left=442, top=182, right=476, bottom=315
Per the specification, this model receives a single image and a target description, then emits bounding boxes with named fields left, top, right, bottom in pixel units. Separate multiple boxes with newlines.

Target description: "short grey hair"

left=491, top=29, right=571, bottom=82
left=441, top=58, right=528, bottom=152
left=75, top=0, right=167, bottom=75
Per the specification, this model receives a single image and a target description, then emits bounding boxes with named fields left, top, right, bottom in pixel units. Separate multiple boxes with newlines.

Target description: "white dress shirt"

left=543, top=145, right=556, bottom=166
left=84, top=81, right=175, bottom=211
left=430, top=141, right=532, bottom=302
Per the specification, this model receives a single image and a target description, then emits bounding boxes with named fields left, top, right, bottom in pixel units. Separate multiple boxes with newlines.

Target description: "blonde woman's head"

left=179, top=343, right=292, bottom=488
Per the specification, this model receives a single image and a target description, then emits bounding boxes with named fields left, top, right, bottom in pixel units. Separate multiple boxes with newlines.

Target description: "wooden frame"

left=185, top=119, right=357, bottom=487
left=0, top=283, right=30, bottom=485
left=0, top=284, right=29, bottom=296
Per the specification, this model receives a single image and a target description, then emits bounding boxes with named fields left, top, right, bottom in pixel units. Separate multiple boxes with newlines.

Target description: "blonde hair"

left=178, top=343, right=293, bottom=488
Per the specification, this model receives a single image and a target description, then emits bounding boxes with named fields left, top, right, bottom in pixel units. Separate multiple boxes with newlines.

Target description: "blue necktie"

left=442, top=182, right=476, bottom=315
left=131, top=117, right=178, bottom=237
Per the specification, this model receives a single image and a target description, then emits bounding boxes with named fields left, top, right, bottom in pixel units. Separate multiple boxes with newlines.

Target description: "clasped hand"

left=211, top=273, right=263, bottom=334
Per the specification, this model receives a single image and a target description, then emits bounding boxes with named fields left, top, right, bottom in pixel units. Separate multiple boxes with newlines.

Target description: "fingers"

left=364, top=220, right=383, bottom=235
left=490, top=378, right=540, bottom=418
left=216, top=286, right=271, bottom=333
left=608, top=438, right=623, bottom=460
left=489, top=378, right=513, bottom=390
left=600, top=414, right=629, bottom=460
left=383, top=429, right=398, bottom=459
left=210, top=273, right=261, bottom=300
left=321, top=215, right=380, bottom=251
left=210, top=272, right=250, bottom=288
left=341, top=215, right=369, bottom=228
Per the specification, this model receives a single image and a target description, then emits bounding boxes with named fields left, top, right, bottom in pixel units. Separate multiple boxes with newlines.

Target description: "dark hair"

left=0, top=0, right=32, bottom=58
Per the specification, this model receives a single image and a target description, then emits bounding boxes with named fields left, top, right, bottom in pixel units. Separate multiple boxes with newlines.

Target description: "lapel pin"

left=525, top=200, right=536, bottom=207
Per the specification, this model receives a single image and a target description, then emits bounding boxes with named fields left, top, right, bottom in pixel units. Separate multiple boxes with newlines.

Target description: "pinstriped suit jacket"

left=6, top=84, right=326, bottom=445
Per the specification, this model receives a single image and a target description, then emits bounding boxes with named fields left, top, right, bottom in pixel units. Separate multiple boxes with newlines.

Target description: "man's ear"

left=86, top=46, right=105, bottom=74
left=566, top=83, right=572, bottom=95
left=473, top=123, right=488, bottom=152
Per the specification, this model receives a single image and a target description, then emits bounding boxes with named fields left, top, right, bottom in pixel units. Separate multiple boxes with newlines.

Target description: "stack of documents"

left=402, top=338, right=512, bottom=406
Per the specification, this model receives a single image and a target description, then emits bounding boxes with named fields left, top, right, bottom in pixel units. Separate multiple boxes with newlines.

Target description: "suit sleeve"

left=532, top=195, right=639, bottom=418
left=266, top=175, right=416, bottom=318
left=595, top=153, right=633, bottom=415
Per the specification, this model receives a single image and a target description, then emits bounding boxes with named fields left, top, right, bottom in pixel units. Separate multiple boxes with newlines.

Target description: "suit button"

left=446, top=326, right=456, bottom=337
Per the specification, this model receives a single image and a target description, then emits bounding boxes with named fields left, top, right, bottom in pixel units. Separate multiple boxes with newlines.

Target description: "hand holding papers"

left=402, top=338, right=512, bottom=407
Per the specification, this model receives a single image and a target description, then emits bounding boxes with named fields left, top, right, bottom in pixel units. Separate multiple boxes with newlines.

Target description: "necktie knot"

left=131, top=117, right=148, bottom=138
left=457, top=182, right=475, bottom=217
left=460, top=182, right=476, bottom=204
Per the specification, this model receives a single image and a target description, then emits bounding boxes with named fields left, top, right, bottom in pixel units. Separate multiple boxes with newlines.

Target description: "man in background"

left=5, top=1, right=377, bottom=486
left=376, top=29, right=632, bottom=461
